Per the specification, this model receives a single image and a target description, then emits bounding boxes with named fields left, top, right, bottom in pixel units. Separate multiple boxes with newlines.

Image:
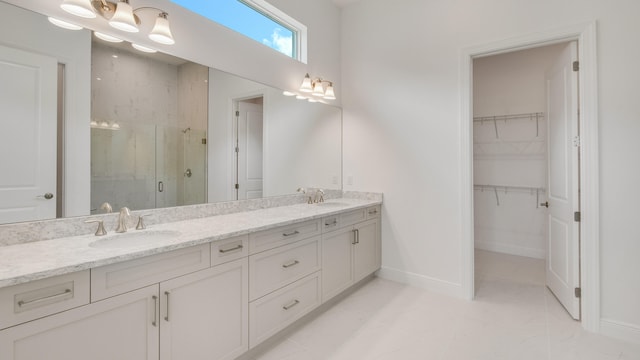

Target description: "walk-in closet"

left=473, top=42, right=581, bottom=318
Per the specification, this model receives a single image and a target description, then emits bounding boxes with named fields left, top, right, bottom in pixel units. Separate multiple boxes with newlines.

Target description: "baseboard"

left=376, top=266, right=463, bottom=298
left=600, top=319, right=640, bottom=345
left=475, top=241, right=545, bottom=259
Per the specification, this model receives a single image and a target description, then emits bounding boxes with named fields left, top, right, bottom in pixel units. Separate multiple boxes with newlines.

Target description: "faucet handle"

left=317, top=189, right=325, bottom=203
left=85, top=219, right=107, bottom=236
left=297, top=187, right=306, bottom=194
left=136, top=214, right=150, bottom=230
left=100, top=202, right=113, bottom=213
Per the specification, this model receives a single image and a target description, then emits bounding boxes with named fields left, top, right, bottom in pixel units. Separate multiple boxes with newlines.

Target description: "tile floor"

left=249, top=250, right=640, bottom=360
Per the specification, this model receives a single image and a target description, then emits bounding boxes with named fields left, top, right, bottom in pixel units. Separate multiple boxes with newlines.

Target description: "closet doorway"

left=472, top=41, right=581, bottom=319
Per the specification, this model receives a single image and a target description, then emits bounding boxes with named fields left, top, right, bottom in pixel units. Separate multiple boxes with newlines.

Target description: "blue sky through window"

left=170, top=0, right=294, bottom=58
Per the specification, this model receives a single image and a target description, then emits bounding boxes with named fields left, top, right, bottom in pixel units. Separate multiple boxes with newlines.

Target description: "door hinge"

left=574, top=211, right=581, bottom=222
left=573, top=135, right=581, bottom=147
left=574, top=287, right=582, bottom=298
left=235, top=184, right=239, bottom=190
left=235, top=146, right=239, bottom=153
left=201, top=138, right=207, bottom=145
left=573, top=61, right=579, bottom=72
left=235, top=111, right=240, bottom=117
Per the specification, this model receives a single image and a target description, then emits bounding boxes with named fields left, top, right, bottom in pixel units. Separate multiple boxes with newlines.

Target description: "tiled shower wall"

left=90, top=42, right=207, bottom=213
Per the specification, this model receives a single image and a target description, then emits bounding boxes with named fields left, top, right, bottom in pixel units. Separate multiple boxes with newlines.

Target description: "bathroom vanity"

left=0, top=197, right=381, bottom=360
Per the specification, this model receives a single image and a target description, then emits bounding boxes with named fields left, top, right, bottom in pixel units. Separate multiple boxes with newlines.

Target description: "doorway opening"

left=233, top=96, right=264, bottom=200
left=472, top=42, right=581, bottom=319
left=460, top=22, right=599, bottom=332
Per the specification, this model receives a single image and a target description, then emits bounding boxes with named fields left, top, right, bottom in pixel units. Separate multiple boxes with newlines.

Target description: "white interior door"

left=0, top=44, right=57, bottom=224
left=236, top=100, right=263, bottom=200
left=545, top=41, right=580, bottom=319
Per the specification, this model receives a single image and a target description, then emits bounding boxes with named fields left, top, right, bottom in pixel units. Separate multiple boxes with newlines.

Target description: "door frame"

left=459, top=22, right=599, bottom=332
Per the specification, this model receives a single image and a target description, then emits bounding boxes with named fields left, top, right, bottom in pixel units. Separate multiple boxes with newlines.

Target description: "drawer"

left=0, top=271, right=90, bottom=330
left=249, top=219, right=321, bottom=254
left=249, top=236, right=320, bottom=301
left=249, top=272, right=321, bottom=348
left=91, top=244, right=210, bottom=301
left=366, top=205, right=381, bottom=219
left=211, top=235, right=248, bottom=266
left=322, top=208, right=367, bottom=232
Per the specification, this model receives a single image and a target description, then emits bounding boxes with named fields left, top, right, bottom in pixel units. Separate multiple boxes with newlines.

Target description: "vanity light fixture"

left=59, top=0, right=175, bottom=45
left=60, top=0, right=96, bottom=18
left=298, top=73, right=336, bottom=100
left=48, top=17, right=83, bottom=30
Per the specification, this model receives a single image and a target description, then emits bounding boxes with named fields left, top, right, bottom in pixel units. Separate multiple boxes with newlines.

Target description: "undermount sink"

left=89, top=230, right=182, bottom=249
left=316, top=202, right=349, bottom=207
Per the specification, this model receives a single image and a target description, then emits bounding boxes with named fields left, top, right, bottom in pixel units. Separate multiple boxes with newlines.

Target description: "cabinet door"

left=353, top=219, right=380, bottom=283
left=160, top=258, right=248, bottom=360
left=0, top=285, right=159, bottom=360
left=321, top=228, right=354, bottom=301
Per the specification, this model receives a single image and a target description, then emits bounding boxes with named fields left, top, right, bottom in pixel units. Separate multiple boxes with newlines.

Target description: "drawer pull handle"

left=282, top=299, right=300, bottom=310
left=325, top=220, right=338, bottom=226
left=164, top=291, right=170, bottom=321
left=152, top=295, right=158, bottom=327
left=368, top=210, right=378, bottom=215
left=283, top=230, right=300, bottom=237
left=17, top=288, right=72, bottom=307
left=219, top=244, right=243, bottom=253
left=282, top=260, right=300, bottom=268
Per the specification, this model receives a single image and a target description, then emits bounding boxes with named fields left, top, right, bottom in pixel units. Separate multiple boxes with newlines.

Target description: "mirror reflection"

left=0, top=0, right=342, bottom=225
left=90, top=41, right=208, bottom=213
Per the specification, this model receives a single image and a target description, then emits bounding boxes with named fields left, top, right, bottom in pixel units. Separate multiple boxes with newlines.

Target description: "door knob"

left=540, top=201, right=549, bottom=208
left=38, top=193, right=54, bottom=200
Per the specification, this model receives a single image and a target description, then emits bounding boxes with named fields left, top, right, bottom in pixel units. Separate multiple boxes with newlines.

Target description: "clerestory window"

left=170, top=0, right=307, bottom=62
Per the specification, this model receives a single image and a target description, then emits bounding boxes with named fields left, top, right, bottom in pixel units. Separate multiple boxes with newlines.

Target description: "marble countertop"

left=0, top=198, right=381, bottom=289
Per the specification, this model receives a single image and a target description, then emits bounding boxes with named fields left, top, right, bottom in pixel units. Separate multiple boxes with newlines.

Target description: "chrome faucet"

left=116, top=207, right=130, bottom=233
left=314, top=189, right=325, bottom=203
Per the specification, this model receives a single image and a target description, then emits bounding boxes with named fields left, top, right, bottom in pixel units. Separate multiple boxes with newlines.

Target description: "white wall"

left=473, top=45, right=564, bottom=259
left=341, top=0, right=640, bottom=341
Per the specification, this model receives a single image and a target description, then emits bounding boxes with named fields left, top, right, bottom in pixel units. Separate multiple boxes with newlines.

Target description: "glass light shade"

left=109, top=1, right=139, bottom=33
left=48, top=17, right=83, bottom=30
left=111, top=122, right=121, bottom=130
left=131, top=43, right=157, bottom=53
left=99, top=120, right=110, bottom=128
left=94, top=32, right=123, bottom=43
left=90, top=119, right=98, bottom=126
left=312, top=81, right=325, bottom=97
left=282, top=91, right=296, bottom=96
left=149, top=14, right=175, bottom=45
left=299, top=74, right=313, bottom=93
left=60, top=0, right=96, bottom=18
left=323, top=84, right=336, bottom=100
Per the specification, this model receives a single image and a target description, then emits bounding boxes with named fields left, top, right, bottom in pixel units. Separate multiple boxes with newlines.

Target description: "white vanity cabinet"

left=0, top=285, right=159, bottom=360
left=159, top=258, right=248, bottom=360
left=0, top=245, right=248, bottom=360
left=0, top=201, right=382, bottom=360
left=322, top=206, right=381, bottom=302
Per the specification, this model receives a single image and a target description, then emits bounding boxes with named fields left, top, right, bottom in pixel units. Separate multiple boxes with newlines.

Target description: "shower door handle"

left=540, top=201, right=549, bottom=208
left=158, top=182, right=164, bottom=193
